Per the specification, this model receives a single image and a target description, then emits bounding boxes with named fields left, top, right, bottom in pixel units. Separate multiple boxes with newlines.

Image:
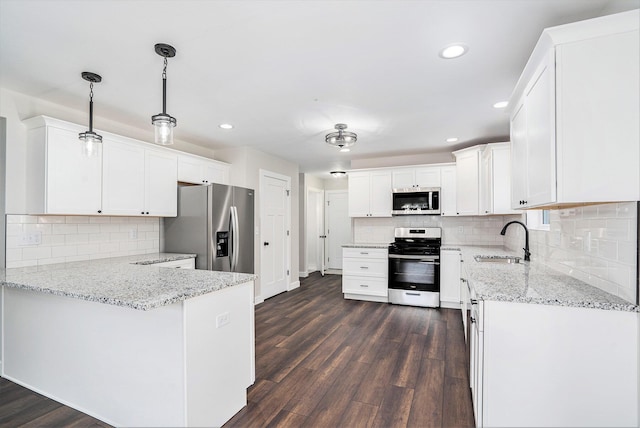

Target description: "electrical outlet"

left=129, top=229, right=138, bottom=239
left=19, top=232, right=42, bottom=246
left=458, top=226, right=464, bottom=234
left=216, top=312, right=230, bottom=328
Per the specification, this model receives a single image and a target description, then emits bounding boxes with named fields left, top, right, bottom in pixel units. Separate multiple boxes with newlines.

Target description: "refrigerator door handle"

left=228, top=208, right=234, bottom=271
left=231, top=206, right=240, bottom=271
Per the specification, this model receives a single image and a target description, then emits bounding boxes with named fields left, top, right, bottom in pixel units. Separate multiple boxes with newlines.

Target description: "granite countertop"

left=342, top=243, right=390, bottom=249
left=0, top=253, right=257, bottom=311
left=457, top=246, right=638, bottom=312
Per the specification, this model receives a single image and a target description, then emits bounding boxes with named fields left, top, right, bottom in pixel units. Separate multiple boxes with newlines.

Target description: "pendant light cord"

left=162, top=57, right=168, bottom=114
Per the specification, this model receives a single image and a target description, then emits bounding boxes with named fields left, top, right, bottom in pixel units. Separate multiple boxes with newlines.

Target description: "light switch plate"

left=20, top=232, right=42, bottom=246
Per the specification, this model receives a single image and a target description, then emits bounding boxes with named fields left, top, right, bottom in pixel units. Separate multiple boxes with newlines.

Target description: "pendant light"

left=151, top=43, right=177, bottom=145
left=78, top=72, right=102, bottom=157
left=325, top=123, right=357, bottom=152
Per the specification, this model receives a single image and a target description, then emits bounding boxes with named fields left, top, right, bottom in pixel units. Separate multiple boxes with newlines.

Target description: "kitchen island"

left=0, top=253, right=256, bottom=427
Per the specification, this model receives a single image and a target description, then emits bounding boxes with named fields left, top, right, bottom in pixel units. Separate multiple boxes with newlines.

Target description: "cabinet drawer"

left=343, top=248, right=388, bottom=259
left=152, top=258, right=195, bottom=269
left=342, top=276, right=388, bottom=297
left=343, top=258, right=387, bottom=276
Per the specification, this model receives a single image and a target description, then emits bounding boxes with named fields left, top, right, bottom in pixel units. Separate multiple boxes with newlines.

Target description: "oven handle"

left=418, top=261, right=440, bottom=265
left=389, top=254, right=439, bottom=261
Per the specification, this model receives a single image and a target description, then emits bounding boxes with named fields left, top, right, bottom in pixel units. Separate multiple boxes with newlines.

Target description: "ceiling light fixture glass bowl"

left=326, top=123, right=357, bottom=150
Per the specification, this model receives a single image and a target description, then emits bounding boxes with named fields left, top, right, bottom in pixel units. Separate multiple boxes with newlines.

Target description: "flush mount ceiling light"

left=330, top=171, right=347, bottom=178
left=151, top=43, right=177, bottom=145
left=326, top=123, right=357, bottom=152
left=78, top=71, right=103, bottom=157
left=439, top=43, right=468, bottom=59
left=219, top=123, right=233, bottom=129
left=493, top=101, right=509, bottom=109
left=446, top=137, right=459, bottom=143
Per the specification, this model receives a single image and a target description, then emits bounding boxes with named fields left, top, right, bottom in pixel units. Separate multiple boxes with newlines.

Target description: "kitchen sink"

left=474, top=255, right=522, bottom=264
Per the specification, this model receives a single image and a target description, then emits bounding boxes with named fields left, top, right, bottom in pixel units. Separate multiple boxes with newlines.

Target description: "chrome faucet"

left=500, top=220, right=531, bottom=261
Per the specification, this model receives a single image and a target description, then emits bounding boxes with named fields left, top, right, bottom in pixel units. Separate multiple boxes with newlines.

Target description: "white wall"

left=505, top=202, right=638, bottom=303
left=216, top=147, right=300, bottom=301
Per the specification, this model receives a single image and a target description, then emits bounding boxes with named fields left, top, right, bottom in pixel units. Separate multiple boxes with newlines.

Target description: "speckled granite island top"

left=0, top=253, right=257, bottom=311
left=342, top=243, right=390, bottom=249
left=456, top=246, right=638, bottom=312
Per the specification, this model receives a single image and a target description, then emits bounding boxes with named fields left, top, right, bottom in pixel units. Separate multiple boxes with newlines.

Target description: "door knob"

left=263, top=242, right=270, bottom=246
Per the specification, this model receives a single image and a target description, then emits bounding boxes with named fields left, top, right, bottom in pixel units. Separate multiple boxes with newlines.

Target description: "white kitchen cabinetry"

left=440, top=165, right=457, bottom=217
left=348, top=170, right=392, bottom=217
left=102, top=138, right=177, bottom=216
left=178, top=154, right=230, bottom=185
left=152, top=258, right=195, bottom=269
left=392, top=166, right=441, bottom=189
left=480, top=143, right=519, bottom=215
left=342, top=247, right=388, bottom=302
left=452, top=146, right=482, bottom=216
left=24, top=117, right=103, bottom=215
left=509, top=11, right=639, bottom=209
left=440, top=249, right=461, bottom=308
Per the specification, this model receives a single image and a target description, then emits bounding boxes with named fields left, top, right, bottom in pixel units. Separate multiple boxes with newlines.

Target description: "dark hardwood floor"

left=0, top=272, right=474, bottom=428
left=225, top=272, right=474, bottom=428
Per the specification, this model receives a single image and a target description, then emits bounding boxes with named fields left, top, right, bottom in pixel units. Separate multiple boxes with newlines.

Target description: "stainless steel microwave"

left=392, top=187, right=440, bottom=215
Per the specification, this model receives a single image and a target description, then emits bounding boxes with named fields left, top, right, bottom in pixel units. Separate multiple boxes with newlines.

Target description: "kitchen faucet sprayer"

left=500, top=220, right=531, bottom=261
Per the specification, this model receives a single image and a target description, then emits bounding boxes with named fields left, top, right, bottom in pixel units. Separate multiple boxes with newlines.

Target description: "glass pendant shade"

left=152, top=113, right=176, bottom=145
left=79, top=131, right=102, bottom=157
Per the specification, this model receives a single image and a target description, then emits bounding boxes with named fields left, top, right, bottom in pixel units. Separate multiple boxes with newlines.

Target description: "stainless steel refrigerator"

left=163, top=184, right=254, bottom=274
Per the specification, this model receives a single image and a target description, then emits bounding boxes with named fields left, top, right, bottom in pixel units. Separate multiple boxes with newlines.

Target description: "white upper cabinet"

left=144, top=149, right=177, bottom=216
left=100, top=137, right=177, bottom=217
left=440, top=165, right=457, bottom=217
left=348, top=170, right=392, bottom=217
left=24, top=117, right=103, bottom=215
left=24, top=116, right=180, bottom=217
left=178, top=154, right=230, bottom=185
left=480, top=143, right=519, bottom=215
left=453, top=146, right=482, bottom=216
left=102, top=138, right=145, bottom=215
left=391, top=166, right=441, bottom=189
left=509, top=10, right=639, bottom=208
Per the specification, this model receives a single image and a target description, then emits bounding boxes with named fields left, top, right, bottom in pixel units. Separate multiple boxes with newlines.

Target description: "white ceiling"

left=1, top=0, right=638, bottom=176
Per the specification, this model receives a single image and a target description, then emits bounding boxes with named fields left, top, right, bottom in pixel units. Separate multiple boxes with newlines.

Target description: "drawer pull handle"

left=360, top=284, right=369, bottom=287
left=405, top=292, right=420, bottom=296
left=360, top=266, right=369, bottom=269
left=360, top=252, right=369, bottom=255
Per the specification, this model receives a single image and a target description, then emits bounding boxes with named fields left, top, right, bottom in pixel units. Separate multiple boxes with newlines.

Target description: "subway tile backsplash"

left=5, top=215, right=160, bottom=268
left=504, top=202, right=638, bottom=303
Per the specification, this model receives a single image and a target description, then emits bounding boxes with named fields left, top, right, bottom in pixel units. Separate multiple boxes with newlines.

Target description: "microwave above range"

left=392, top=187, right=440, bottom=215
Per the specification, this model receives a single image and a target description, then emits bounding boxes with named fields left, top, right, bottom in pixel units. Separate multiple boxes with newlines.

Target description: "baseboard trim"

left=289, top=281, right=300, bottom=291
left=254, top=295, right=265, bottom=305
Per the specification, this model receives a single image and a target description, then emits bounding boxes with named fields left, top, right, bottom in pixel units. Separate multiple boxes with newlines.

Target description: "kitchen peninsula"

left=0, top=253, right=256, bottom=427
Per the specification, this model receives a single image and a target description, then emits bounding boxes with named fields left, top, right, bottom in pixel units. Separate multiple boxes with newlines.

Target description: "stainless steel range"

left=388, top=227, right=441, bottom=308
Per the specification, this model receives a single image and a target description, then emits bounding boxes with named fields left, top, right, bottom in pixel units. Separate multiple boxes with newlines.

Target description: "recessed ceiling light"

left=219, top=123, right=233, bottom=129
left=493, top=101, right=508, bottom=109
left=446, top=137, right=458, bottom=143
left=439, top=44, right=468, bottom=59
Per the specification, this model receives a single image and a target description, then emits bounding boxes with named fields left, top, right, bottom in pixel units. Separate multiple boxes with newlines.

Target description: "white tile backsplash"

left=5, top=215, right=160, bottom=268
left=505, top=202, right=638, bottom=303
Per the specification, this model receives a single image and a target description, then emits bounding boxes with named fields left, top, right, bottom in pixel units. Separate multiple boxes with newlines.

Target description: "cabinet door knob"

left=97, top=210, right=102, bottom=213
left=141, top=211, right=145, bottom=214
left=146, top=212, right=150, bottom=215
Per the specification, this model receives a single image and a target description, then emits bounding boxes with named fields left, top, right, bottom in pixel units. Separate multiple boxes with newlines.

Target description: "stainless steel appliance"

left=388, top=227, right=441, bottom=307
left=392, top=187, right=440, bottom=215
left=163, top=184, right=254, bottom=274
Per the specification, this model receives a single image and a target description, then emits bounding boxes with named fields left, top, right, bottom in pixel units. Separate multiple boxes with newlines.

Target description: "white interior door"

left=325, top=191, right=351, bottom=270
left=260, top=171, right=290, bottom=300
left=306, top=188, right=323, bottom=274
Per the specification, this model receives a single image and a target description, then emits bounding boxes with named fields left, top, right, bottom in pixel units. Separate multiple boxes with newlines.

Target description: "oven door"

left=388, top=254, right=440, bottom=292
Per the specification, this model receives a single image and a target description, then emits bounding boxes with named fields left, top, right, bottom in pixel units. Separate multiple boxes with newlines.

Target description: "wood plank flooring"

left=225, top=272, right=474, bottom=428
left=0, top=272, right=474, bottom=428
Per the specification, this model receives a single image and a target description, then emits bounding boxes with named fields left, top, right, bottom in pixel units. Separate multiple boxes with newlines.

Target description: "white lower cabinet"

left=466, top=283, right=639, bottom=427
left=440, top=249, right=461, bottom=308
left=342, top=247, right=388, bottom=302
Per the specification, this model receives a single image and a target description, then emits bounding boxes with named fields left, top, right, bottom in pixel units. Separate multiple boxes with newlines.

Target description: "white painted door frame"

left=306, top=186, right=324, bottom=276
left=258, top=169, right=291, bottom=303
